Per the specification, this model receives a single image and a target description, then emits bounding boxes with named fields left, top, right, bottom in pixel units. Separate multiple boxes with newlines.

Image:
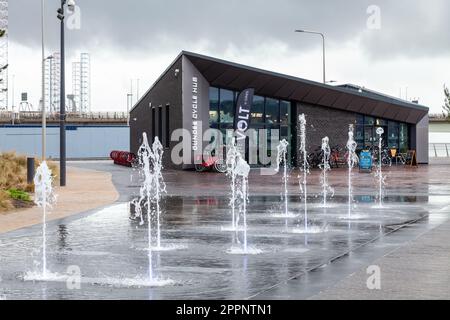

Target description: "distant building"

left=429, top=116, right=450, bottom=159
left=130, top=51, right=429, bottom=169
left=72, top=53, right=91, bottom=114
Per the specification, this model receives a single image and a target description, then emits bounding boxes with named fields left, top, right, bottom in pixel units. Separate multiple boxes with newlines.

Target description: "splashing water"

left=275, top=139, right=290, bottom=218
left=298, top=114, right=310, bottom=232
left=290, top=225, right=329, bottom=234
left=226, top=139, right=240, bottom=231
left=33, top=161, right=57, bottom=279
left=320, top=137, right=334, bottom=207
left=150, top=137, right=167, bottom=249
left=346, top=125, right=359, bottom=218
left=132, top=133, right=155, bottom=282
left=226, top=142, right=260, bottom=254
left=375, top=127, right=386, bottom=208
left=236, top=157, right=250, bottom=252
left=90, top=276, right=174, bottom=288
left=130, top=134, right=172, bottom=286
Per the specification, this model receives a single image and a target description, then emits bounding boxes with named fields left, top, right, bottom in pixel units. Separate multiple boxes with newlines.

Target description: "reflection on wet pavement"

left=0, top=193, right=448, bottom=300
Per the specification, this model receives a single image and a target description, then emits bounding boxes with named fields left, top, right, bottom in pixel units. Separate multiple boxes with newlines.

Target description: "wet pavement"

left=0, top=162, right=450, bottom=300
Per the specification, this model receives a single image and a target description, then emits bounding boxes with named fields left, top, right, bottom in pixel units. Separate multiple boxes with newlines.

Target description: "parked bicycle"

left=366, top=145, right=392, bottom=167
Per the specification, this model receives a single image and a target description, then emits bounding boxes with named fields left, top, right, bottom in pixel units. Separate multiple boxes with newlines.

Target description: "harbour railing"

left=429, top=143, right=450, bottom=158
left=0, top=111, right=128, bottom=122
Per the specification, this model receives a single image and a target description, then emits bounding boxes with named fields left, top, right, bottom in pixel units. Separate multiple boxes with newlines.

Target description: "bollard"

left=27, top=157, right=35, bottom=185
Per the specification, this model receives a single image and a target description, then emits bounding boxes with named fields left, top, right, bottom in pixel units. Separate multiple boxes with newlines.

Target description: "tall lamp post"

left=41, top=54, right=54, bottom=161
left=41, top=0, right=52, bottom=161
left=57, top=0, right=76, bottom=187
left=126, top=93, right=132, bottom=126
left=295, top=30, right=326, bottom=84
left=41, top=0, right=45, bottom=161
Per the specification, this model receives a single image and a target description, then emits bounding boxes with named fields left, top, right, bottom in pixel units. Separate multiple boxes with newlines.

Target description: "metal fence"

left=430, top=114, right=450, bottom=120
left=0, top=111, right=128, bottom=121
left=429, top=143, right=450, bottom=158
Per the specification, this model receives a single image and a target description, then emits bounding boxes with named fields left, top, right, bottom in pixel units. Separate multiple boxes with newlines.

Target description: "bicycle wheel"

left=214, top=161, right=227, bottom=173
left=195, top=164, right=207, bottom=172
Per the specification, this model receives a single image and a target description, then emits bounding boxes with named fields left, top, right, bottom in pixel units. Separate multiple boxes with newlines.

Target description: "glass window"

left=364, top=126, right=374, bottom=148
left=399, top=123, right=409, bottom=152
left=355, top=125, right=364, bottom=149
left=388, top=121, right=399, bottom=149
left=376, top=118, right=388, bottom=126
left=209, top=87, right=219, bottom=125
left=219, top=89, right=234, bottom=124
left=265, top=98, right=279, bottom=124
left=280, top=100, right=290, bottom=125
left=251, top=95, right=264, bottom=124
left=280, top=126, right=289, bottom=138
left=355, top=125, right=364, bottom=141
left=207, top=87, right=292, bottom=168
left=356, top=114, right=364, bottom=126
left=365, top=116, right=375, bottom=126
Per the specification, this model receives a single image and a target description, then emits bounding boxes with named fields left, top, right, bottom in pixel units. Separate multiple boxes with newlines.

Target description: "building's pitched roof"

left=132, top=51, right=429, bottom=124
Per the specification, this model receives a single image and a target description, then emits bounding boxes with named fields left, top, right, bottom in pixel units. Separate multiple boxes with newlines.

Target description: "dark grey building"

left=130, top=51, right=429, bottom=169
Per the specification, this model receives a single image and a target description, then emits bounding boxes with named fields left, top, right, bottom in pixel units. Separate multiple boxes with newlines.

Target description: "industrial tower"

left=44, top=52, right=91, bottom=114
left=72, top=53, right=90, bottom=114
left=44, top=52, right=61, bottom=114
left=0, top=0, right=8, bottom=111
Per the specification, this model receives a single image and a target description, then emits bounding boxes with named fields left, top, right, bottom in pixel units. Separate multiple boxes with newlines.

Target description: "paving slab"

left=0, top=166, right=119, bottom=234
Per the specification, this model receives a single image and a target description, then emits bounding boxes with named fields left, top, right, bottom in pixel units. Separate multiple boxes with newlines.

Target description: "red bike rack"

left=110, top=151, right=136, bottom=167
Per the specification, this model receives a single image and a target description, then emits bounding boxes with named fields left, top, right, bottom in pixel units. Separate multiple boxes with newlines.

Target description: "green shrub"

left=7, top=189, right=31, bottom=202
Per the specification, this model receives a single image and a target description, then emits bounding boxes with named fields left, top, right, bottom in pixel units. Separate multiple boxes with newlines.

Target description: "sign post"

left=359, top=150, right=372, bottom=172
left=233, top=88, right=255, bottom=157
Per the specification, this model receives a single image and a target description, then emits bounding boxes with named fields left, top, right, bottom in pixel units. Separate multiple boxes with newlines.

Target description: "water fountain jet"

left=150, top=137, right=167, bottom=250
left=226, top=141, right=261, bottom=255
left=224, top=139, right=240, bottom=232
left=298, top=114, right=309, bottom=232
left=320, top=137, right=334, bottom=207
left=374, top=127, right=386, bottom=208
left=129, top=133, right=173, bottom=286
left=346, top=125, right=359, bottom=219
left=33, top=161, right=57, bottom=279
left=273, top=139, right=296, bottom=220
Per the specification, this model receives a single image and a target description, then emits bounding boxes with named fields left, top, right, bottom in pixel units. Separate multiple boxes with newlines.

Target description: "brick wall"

left=295, top=102, right=356, bottom=166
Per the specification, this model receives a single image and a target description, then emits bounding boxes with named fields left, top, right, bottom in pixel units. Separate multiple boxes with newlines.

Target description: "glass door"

left=364, top=126, right=374, bottom=149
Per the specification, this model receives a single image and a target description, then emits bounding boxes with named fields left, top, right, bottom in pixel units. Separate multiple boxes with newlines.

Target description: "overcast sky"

left=6, top=0, right=450, bottom=114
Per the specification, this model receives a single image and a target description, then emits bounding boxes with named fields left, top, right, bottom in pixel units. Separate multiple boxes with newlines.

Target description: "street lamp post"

left=42, top=54, right=54, bottom=161
left=41, top=0, right=47, bottom=161
left=295, top=30, right=326, bottom=84
left=127, top=93, right=132, bottom=126
left=57, top=0, right=76, bottom=187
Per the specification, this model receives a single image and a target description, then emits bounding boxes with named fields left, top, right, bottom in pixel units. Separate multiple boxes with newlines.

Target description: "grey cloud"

left=7, top=0, right=450, bottom=59
left=361, top=0, right=450, bottom=59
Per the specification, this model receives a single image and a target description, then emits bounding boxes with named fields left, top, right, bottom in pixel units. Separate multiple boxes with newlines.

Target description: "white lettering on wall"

left=192, top=77, right=199, bottom=151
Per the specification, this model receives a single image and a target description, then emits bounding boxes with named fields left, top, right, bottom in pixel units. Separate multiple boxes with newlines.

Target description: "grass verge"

left=0, top=152, right=58, bottom=213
